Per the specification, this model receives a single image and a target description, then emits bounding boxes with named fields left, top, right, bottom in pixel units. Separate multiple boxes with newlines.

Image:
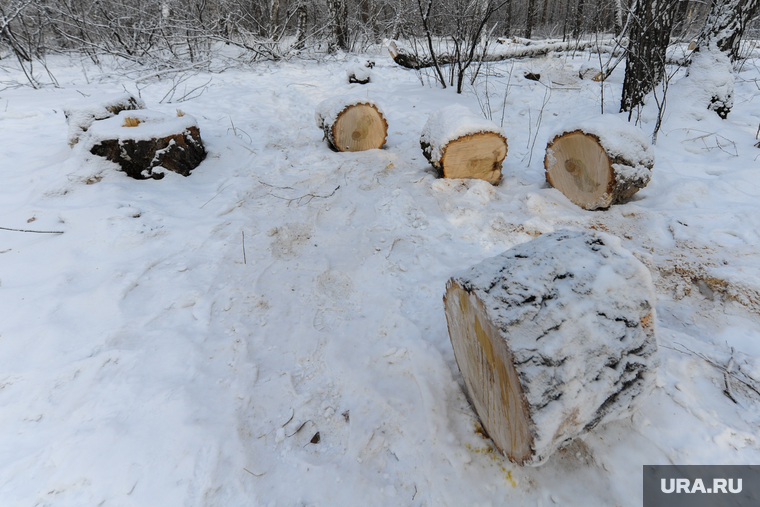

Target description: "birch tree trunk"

left=294, top=1, right=307, bottom=49
left=269, top=0, right=280, bottom=38
left=328, top=0, right=348, bottom=51
left=687, top=0, right=760, bottom=117
left=620, top=0, right=677, bottom=113
left=696, top=0, right=760, bottom=61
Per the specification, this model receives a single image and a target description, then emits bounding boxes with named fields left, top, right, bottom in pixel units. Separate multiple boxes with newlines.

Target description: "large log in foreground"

left=444, top=231, right=658, bottom=466
left=85, top=110, right=206, bottom=179
left=545, top=115, right=653, bottom=210
left=315, top=96, right=388, bottom=152
left=421, top=104, right=507, bottom=185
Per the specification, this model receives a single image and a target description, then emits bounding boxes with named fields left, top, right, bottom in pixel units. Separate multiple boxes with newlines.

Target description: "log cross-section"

left=316, top=96, right=388, bottom=152
left=445, top=282, right=533, bottom=463
left=421, top=104, right=508, bottom=185
left=544, top=117, right=653, bottom=210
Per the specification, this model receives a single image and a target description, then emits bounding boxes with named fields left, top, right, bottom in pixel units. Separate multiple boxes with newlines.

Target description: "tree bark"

left=620, top=0, right=677, bottom=114
left=444, top=231, right=658, bottom=465
left=294, top=1, right=307, bottom=49
left=526, top=0, right=536, bottom=38
left=695, top=0, right=760, bottom=61
left=328, top=0, right=349, bottom=51
left=573, top=0, right=585, bottom=38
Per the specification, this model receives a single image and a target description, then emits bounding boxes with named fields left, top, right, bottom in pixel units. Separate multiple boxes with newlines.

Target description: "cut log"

left=64, top=93, right=146, bottom=146
left=315, top=96, right=387, bottom=152
left=544, top=115, right=653, bottom=210
left=84, top=110, right=206, bottom=180
left=420, top=104, right=507, bottom=185
left=444, top=230, right=658, bottom=466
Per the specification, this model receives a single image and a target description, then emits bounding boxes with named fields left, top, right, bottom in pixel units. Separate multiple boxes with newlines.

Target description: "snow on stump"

left=443, top=230, right=658, bottom=466
left=64, top=93, right=146, bottom=146
left=84, top=110, right=206, bottom=180
left=544, top=115, right=653, bottom=210
left=420, top=104, right=508, bottom=186
left=315, top=95, right=387, bottom=152
left=346, top=62, right=373, bottom=84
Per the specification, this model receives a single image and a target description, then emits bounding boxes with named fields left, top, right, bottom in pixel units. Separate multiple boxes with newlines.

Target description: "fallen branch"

left=269, top=185, right=341, bottom=207
left=0, top=226, right=64, bottom=234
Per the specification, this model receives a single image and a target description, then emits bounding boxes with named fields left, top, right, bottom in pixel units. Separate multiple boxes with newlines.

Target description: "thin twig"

left=0, top=226, right=64, bottom=234
left=243, top=468, right=265, bottom=477
left=242, top=231, right=247, bottom=265
left=199, top=183, right=233, bottom=209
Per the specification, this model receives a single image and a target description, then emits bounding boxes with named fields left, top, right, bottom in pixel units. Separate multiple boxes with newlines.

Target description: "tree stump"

left=84, top=110, right=206, bottom=180
left=420, top=104, right=508, bottom=185
left=444, top=230, right=658, bottom=466
left=64, top=93, right=145, bottom=146
left=544, top=115, right=654, bottom=210
left=347, top=62, right=372, bottom=84
left=315, top=96, right=387, bottom=152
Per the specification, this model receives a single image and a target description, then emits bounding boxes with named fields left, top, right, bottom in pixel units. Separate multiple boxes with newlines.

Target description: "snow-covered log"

left=443, top=230, right=659, bottom=466
left=347, top=62, right=373, bottom=84
left=64, top=93, right=145, bottom=146
left=315, top=95, right=387, bottom=152
left=420, top=104, right=507, bottom=185
left=84, top=110, right=206, bottom=180
left=388, top=39, right=619, bottom=70
left=544, top=115, right=653, bottom=210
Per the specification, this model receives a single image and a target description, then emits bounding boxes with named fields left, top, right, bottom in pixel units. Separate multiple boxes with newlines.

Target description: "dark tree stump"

left=85, top=110, right=206, bottom=180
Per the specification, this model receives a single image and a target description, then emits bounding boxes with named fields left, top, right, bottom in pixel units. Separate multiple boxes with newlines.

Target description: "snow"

left=80, top=109, right=201, bottom=145
left=314, top=93, right=384, bottom=130
left=0, top=46, right=760, bottom=506
left=63, top=92, right=145, bottom=146
left=449, top=230, right=658, bottom=466
left=420, top=103, right=506, bottom=163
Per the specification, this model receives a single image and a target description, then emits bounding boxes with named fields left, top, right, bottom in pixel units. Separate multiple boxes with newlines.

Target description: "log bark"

left=544, top=119, right=653, bottom=210
left=420, top=104, right=507, bottom=185
left=444, top=230, right=659, bottom=466
left=86, top=111, right=206, bottom=180
left=316, top=97, right=387, bottom=152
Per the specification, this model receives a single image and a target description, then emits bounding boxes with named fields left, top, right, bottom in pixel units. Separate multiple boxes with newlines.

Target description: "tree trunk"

left=613, top=0, right=624, bottom=35
left=444, top=231, right=658, bottom=466
left=620, top=0, right=677, bottom=114
left=269, top=0, right=280, bottom=38
left=573, top=0, right=584, bottom=38
left=294, top=1, right=307, bottom=49
left=526, top=0, right=536, bottom=38
left=328, top=0, right=349, bottom=51
left=696, top=0, right=760, bottom=61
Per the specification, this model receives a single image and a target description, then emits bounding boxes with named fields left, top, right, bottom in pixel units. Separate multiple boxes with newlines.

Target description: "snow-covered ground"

left=1, top=46, right=760, bottom=506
